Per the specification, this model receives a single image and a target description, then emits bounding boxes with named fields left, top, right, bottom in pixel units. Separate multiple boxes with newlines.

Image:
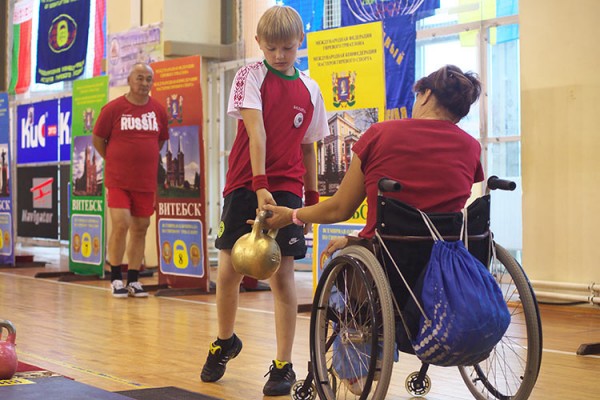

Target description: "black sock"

left=110, top=265, right=122, bottom=282
left=216, top=335, right=235, bottom=348
left=127, top=269, right=139, bottom=285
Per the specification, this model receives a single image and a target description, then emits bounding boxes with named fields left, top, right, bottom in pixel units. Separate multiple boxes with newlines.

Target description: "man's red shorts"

left=107, top=188, right=155, bottom=217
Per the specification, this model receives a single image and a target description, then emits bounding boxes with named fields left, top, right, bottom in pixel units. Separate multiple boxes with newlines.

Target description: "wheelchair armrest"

left=378, top=178, right=402, bottom=193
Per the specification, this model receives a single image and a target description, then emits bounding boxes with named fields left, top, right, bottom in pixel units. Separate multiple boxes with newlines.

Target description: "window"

left=416, top=0, right=521, bottom=256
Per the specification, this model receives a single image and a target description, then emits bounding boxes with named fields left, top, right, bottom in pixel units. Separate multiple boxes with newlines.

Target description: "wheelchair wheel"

left=459, top=243, right=543, bottom=400
left=310, top=245, right=396, bottom=399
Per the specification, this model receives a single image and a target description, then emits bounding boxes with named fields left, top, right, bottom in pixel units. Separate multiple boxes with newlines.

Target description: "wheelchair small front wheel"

left=405, top=371, right=431, bottom=397
left=291, top=380, right=317, bottom=400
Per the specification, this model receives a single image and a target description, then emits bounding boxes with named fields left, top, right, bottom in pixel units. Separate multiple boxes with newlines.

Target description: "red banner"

left=9, top=0, right=33, bottom=94
left=151, top=56, right=209, bottom=292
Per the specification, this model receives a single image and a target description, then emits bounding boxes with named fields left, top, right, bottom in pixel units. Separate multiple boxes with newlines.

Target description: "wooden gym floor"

left=0, top=244, right=599, bottom=399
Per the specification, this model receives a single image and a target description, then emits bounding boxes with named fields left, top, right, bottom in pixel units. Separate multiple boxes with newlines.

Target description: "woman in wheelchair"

left=262, top=64, right=542, bottom=400
left=263, top=63, right=483, bottom=244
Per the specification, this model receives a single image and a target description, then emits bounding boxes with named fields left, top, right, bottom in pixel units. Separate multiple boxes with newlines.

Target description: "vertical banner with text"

left=151, top=56, right=209, bottom=292
left=0, top=93, right=14, bottom=265
left=36, top=0, right=90, bottom=84
left=307, top=22, right=386, bottom=288
left=69, top=76, right=108, bottom=276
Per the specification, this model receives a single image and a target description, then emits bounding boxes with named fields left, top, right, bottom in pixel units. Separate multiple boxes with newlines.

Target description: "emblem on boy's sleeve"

left=332, top=71, right=357, bottom=108
left=294, top=112, right=304, bottom=128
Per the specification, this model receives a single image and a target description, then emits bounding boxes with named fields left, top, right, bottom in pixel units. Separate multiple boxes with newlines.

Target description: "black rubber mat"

left=0, top=376, right=132, bottom=400
left=116, top=386, right=222, bottom=400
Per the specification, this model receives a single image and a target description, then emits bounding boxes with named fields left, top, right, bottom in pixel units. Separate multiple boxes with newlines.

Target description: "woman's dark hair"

left=413, top=65, right=481, bottom=121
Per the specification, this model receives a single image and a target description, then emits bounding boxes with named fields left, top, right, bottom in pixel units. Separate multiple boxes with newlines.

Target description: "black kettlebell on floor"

left=0, top=319, right=18, bottom=380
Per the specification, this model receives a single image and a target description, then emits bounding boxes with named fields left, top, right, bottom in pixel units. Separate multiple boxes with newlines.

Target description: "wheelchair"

left=291, top=177, right=543, bottom=400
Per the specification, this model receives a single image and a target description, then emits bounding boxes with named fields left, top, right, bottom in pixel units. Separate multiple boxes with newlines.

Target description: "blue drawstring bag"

left=410, top=210, right=511, bottom=367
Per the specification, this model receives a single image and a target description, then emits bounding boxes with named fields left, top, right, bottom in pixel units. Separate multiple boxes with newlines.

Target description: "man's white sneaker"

left=111, top=280, right=128, bottom=298
left=127, top=281, right=149, bottom=298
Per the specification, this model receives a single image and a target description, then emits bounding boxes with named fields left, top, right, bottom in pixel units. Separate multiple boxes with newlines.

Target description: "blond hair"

left=256, top=5, right=304, bottom=43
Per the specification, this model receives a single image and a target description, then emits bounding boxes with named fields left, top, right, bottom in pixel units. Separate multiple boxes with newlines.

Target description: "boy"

left=200, top=5, right=328, bottom=397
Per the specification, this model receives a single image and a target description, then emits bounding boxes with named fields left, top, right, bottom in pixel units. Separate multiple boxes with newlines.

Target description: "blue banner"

left=59, top=96, right=72, bottom=162
left=36, top=0, right=90, bottom=84
left=0, top=93, right=14, bottom=265
left=340, top=3, right=422, bottom=116
left=383, top=15, right=416, bottom=114
left=17, top=99, right=60, bottom=164
left=341, top=0, right=439, bottom=25
left=158, top=219, right=205, bottom=278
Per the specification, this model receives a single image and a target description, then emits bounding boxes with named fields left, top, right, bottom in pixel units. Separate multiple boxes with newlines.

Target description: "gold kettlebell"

left=231, top=210, right=281, bottom=280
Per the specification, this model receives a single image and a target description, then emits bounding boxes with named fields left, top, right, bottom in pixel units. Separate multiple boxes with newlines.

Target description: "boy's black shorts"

left=215, top=188, right=307, bottom=259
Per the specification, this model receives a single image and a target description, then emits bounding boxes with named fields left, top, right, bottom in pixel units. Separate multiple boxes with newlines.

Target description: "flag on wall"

left=9, top=0, right=34, bottom=95
left=94, top=0, right=106, bottom=76
left=339, top=1, right=437, bottom=118
left=36, top=0, right=90, bottom=85
left=382, top=15, right=416, bottom=115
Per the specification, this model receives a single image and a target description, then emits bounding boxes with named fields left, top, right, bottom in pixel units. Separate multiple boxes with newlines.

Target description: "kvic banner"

left=16, top=99, right=60, bottom=164
left=36, top=0, right=90, bottom=84
left=0, top=93, right=14, bottom=265
left=151, top=56, right=209, bottom=292
left=69, top=76, right=108, bottom=276
left=16, top=98, right=71, bottom=164
left=60, top=97, right=72, bottom=162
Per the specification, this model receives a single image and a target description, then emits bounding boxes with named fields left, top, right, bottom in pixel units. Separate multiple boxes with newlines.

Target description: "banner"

left=9, top=0, right=33, bottom=94
left=340, top=0, right=439, bottom=24
left=108, top=23, right=163, bottom=87
left=16, top=99, right=60, bottom=164
left=36, top=0, right=90, bottom=84
left=69, top=76, right=108, bottom=276
left=308, top=22, right=386, bottom=112
left=93, top=0, right=107, bottom=76
left=0, top=93, right=14, bottom=265
left=382, top=15, right=416, bottom=118
left=308, top=22, right=385, bottom=196
left=307, top=22, right=386, bottom=282
left=59, top=97, right=72, bottom=162
left=151, top=56, right=209, bottom=292
left=60, top=165, right=70, bottom=241
left=16, top=165, right=59, bottom=239
left=313, top=223, right=363, bottom=284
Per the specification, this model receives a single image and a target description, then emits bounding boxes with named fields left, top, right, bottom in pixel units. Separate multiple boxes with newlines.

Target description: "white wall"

left=521, top=0, right=600, bottom=282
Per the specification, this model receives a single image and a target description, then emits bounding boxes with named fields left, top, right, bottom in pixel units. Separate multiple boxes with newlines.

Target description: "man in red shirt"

left=93, top=63, right=169, bottom=298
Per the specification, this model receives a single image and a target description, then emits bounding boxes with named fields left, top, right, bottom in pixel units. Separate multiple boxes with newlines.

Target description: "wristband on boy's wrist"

left=292, top=208, right=305, bottom=226
left=252, top=174, right=269, bottom=192
left=304, top=190, right=320, bottom=206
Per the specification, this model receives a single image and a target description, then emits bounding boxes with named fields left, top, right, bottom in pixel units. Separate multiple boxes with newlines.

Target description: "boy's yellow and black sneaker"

left=200, top=334, right=243, bottom=382
left=263, top=360, right=296, bottom=396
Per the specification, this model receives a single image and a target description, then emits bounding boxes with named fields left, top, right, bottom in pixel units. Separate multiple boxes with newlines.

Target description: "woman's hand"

left=262, top=204, right=294, bottom=230
left=323, top=236, right=349, bottom=258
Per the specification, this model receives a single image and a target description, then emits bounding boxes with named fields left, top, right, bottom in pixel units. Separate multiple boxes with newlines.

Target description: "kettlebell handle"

left=0, top=319, right=16, bottom=343
left=256, top=210, right=278, bottom=239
